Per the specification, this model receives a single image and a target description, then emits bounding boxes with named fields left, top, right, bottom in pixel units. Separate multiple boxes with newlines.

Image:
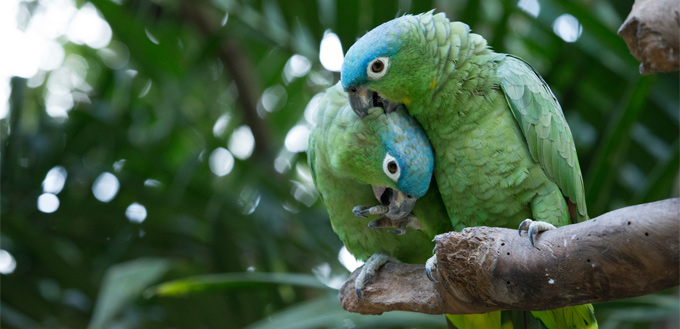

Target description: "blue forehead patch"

left=341, top=19, right=406, bottom=90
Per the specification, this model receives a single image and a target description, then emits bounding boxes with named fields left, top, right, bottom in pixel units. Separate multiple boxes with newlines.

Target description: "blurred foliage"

left=1, top=0, right=678, bottom=328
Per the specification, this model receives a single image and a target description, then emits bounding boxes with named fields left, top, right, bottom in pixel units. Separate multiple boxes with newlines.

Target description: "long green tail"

left=447, top=312, right=509, bottom=329
left=446, top=304, right=597, bottom=329
left=531, top=304, right=598, bottom=329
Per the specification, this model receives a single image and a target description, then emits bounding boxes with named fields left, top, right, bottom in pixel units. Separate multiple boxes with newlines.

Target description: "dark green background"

left=2, top=0, right=678, bottom=328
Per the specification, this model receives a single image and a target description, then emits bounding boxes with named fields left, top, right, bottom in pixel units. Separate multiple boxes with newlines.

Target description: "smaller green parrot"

left=307, top=82, right=452, bottom=298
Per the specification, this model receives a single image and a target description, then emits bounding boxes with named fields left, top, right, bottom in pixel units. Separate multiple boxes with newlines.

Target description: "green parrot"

left=340, top=10, right=596, bottom=329
left=307, top=82, right=452, bottom=299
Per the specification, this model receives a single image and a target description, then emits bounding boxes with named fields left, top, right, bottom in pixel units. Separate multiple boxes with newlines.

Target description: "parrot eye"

left=382, top=152, right=400, bottom=182
left=371, top=60, right=384, bottom=73
left=387, top=161, right=398, bottom=173
left=367, top=57, right=389, bottom=80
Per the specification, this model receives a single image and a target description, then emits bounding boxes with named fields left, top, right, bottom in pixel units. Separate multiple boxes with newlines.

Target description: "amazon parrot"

left=340, top=10, right=596, bottom=329
left=307, top=82, right=452, bottom=299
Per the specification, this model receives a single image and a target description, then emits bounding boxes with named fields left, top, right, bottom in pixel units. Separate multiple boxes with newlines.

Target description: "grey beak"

left=371, top=186, right=417, bottom=220
left=386, top=190, right=417, bottom=219
left=347, top=85, right=372, bottom=118
left=347, top=86, right=399, bottom=119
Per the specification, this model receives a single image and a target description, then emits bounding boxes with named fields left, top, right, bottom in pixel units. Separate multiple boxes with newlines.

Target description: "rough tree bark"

left=618, top=0, right=680, bottom=75
left=339, top=198, right=680, bottom=315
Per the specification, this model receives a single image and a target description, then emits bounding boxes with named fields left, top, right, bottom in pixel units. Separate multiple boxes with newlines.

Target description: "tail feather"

left=446, top=312, right=504, bottom=329
left=531, top=304, right=598, bottom=329
left=444, top=304, right=596, bottom=329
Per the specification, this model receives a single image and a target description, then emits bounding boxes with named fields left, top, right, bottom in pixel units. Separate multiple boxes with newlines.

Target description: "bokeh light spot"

left=125, top=202, right=148, bottom=223
left=338, top=246, right=363, bottom=272
left=319, top=30, right=344, bottom=72
left=260, top=85, right=287, bottom=114
left=553, top=14, right=582, bottom=43
left=42, top=166, right=68, bottom=194
left=518, top=0, right=540, bottom=18
left=212, top=113, right=231, bottom=138
left=209, top=147, right=235, bottom=177
left=38, top=193, right=60, bottom=213
left=228, top=125, right=255, bottom=160
left=92, top=172, right=120, bottom=202
left=283, top=54, right=311, bottom=82
left=0, top=250, right=17, bottom=275
left=284, top=124, right=310, bottom=153
left=66, top=2, right=112, bottom=49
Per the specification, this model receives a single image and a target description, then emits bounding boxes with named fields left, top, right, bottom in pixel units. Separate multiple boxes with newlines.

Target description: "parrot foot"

left=368, top=214, right=423, bottom=234
left=518, top=219, right=556, bottom=247
left=352, top=205, right=388, bottom=218
left=355, top=253, right=397, bottom=300
left=425, top=255, right=438, bottom=283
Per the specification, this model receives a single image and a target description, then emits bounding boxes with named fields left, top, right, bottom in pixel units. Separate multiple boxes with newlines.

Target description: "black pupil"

left=372, top=60, right=383, bottom=72
left=388, top=161, right=398, bottom=173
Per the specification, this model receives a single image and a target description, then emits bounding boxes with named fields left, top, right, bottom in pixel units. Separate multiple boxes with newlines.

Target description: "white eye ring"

left=382, top=152, right=400, bottom=183
left=367, top=57, right=389, bottom=80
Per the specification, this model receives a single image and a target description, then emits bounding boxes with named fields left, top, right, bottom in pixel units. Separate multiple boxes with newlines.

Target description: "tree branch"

left=180, top=2, right=272, bottom=159
left=618, top=0, right=679, bottom=75
left=339, top=198, right=680, bottom=315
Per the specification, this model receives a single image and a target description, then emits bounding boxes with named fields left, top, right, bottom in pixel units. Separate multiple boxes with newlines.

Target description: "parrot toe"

left=352, top=206, right=368, bottom=218
left=518, top=219, right=557, bottom=247
left=367, top=214, right=422, bottom=234
left=352, top=205, right=388, bottom=218
left=354, top=253, right=395, bottom=300
left=425, top=255, right=438, bottom=282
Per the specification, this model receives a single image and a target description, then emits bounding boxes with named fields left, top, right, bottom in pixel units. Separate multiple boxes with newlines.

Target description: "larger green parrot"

left=307, top=82, right=452, bottom=298
left=340, top=10, right=596, bottom=329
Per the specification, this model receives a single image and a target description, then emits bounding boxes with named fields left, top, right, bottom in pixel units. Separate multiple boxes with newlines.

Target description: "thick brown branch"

left=339, top=198, right=680, bottom=315
left=618, top=0, right=680, bottom=75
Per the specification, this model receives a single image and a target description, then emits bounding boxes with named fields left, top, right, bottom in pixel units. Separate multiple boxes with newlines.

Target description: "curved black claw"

left=354, top=254, right=393, bottom=300
left=425, top=255, right=438, bottom=283
left=352, top=206, right=368, bottom=218
left=518, top=219, right=556, bottom=247
left=355, top=286, right=364, bottom=300
left=527, top=224, right=536, bottom=247
left=426, top=266, right=438, bottom=283
left=518, top=219, right=532, bottom=236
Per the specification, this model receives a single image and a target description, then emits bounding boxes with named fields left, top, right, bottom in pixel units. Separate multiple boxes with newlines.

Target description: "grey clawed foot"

left=355, top=253, right=395, bottom=300
left=518, top=219, right=557, bottom=247
left=352, top=205, right=388, bottom=218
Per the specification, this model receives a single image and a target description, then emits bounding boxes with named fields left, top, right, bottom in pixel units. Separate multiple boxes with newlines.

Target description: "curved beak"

left=371, top=186, right=417, bottom=220
left=347, top=85, right=399, bottom=118
left=386, top=190, right=417, bottom=219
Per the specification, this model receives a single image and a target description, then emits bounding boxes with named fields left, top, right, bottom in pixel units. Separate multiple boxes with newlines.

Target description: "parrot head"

left=341, top=13, right=433, bottom=117
left=373, top=106, right=434, bottom=201
left=341, top=11, right=485, bottom=118
left=340, top=104, right=434, bottom=220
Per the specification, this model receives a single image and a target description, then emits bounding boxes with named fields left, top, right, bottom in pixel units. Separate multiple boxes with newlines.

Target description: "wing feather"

left=497, top=55, right=588, bottom=221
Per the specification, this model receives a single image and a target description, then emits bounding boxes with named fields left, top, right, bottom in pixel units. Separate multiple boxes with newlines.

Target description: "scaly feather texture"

left=341, top=11, right=596, bottom=329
